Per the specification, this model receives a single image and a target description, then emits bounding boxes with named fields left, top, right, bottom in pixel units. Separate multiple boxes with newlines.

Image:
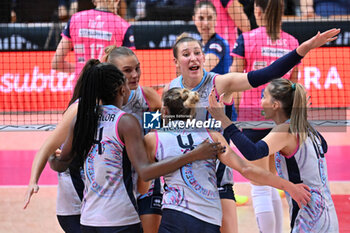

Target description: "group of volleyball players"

left=23, top=0, right=340, bottom=232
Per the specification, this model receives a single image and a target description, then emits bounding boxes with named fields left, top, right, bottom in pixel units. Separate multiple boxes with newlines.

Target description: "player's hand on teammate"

left=192, top=139, right=226, bottom=161
left=297, top=28, right=341, bottom=56
left=287, top=183, right=312, bottom=209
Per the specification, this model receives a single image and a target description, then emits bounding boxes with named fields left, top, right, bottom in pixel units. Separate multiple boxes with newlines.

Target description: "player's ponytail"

left=268, top=79, right=316, bottom=144
left=67, top=59, right=101, bottom=109
left=255, top=0, right=283, bottom=41
left=72, top=63, right=126, bottom=164
left=101, top=45, right=118, bottom=62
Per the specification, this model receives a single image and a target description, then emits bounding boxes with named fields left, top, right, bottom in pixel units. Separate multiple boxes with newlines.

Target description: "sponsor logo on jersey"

left=261, top=47, right=291, bottom=57
left=209, top=43, right=222, bottom=52
left=79, top=29, right=112, bottom=41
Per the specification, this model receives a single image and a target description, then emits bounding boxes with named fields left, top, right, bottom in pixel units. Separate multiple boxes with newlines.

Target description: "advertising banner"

left=0, top=48, right=349, bottom=112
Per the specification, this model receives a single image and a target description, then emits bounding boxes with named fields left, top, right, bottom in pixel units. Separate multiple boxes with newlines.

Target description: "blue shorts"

left=218, top=184, right=236, bottom=201
left=57, top=215, right=81, bottom=233
left=137, top=194, right=162, bottom=215
left=80, top=223, right=142, bottom=233
left=158, top=209, right=220, bottom=233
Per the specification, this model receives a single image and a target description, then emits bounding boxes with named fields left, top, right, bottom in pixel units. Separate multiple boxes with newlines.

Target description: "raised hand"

left=288, top=183, right=312, bottom=209
left=297, top=28, right=341, bottom=56
left=207, top=88, right=225, bottom=120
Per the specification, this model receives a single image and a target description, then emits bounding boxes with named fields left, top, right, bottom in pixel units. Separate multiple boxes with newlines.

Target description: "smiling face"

left=193, top=5, right=217, bottom=43
left=174, top=41, right=205, bottom=82
left=112, top=55, right=141, bottom=90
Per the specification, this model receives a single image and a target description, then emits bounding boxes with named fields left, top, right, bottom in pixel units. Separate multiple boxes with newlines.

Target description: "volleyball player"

left=48, top=62, right=224, bottom=233
left=230, top=0, right=299, bottom=232
left=165, top=27, right=339, bottom=233
left=207, top=78, right=339, bottom=232
left=24, top=60, right=101, bottom=233
left=143, top=87, right=311, bottom=233
left=192, top=2, right=242, bottom=231
left=103, top=46, right=163, bottom=233
left=51, top=0, right=135, bottom=86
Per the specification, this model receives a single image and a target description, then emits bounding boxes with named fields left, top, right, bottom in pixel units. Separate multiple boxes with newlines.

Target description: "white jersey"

left=56, top=168, right=82, bottom=215
left=121, top=86, right=161, bottom=199
left=81, top=105, right=140, bottom=227
left=275, top=133, right=338, bottom=232
left=169, top=71, right=233, bottom=187
left=155, top=126, right=222, bottom=226
left=122, top=86, right=149, bottom=129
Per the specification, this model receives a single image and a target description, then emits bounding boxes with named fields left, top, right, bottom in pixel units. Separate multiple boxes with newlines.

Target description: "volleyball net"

left=0, top=1, right=349, bottom=131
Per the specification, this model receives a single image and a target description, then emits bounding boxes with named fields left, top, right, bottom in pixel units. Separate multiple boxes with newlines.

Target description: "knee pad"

left=251, top=184, right=274, bottom=214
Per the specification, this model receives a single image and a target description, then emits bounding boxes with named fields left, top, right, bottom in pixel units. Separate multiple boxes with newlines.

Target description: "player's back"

left=68, top=9, right=132, bottom=77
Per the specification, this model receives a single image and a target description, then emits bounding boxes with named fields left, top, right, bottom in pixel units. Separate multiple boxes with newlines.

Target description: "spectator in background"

left=300, top=0, right=350, bottom=17
left=140, top=0, right=195, bottom=21
left=205, top=0, right=251, bottom=50
left=51, top=0, right=135, bottom=87
left=58, top=0, right=79, bottom=21
left=230, top=0, right=299, bottom=232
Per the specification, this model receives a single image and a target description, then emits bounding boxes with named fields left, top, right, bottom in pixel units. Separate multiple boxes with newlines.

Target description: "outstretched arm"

left=209, top=130, right=311, bottom=209
left=214, top=29, right=340, bottom=96
left=23, top=103, right=78, bottom=209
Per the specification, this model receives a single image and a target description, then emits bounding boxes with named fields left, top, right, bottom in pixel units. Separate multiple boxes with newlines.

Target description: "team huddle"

left=23, top=0, right=340, bottom=233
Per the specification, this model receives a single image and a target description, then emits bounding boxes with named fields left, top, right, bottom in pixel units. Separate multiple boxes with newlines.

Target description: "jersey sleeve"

left=231, top=34, right=245, bottom=58
left=61, top=19, right=72, bottom=39
left=122, top=26, right=135, bottom=49
left=206, top=39, right=226, bottom=60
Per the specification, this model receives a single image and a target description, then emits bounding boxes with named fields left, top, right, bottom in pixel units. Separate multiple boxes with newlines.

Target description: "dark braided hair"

left=67, top=59, right=101, bottom=109
left=71, top=63, right=126, bottom=165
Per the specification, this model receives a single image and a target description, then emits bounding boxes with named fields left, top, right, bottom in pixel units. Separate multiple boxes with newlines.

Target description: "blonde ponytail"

left=101, top=45, right=117, bottom=62
left=268, top=79, right=316, bottom=144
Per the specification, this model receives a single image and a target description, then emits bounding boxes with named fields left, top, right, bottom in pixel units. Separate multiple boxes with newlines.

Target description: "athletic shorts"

left=80, top=223, right=142, bottom=233
left=137, top=194, right=162, bottom=215
left=158, top=209, right=220, bottom=233
left=218, top=184, right=236, bottom=201
left=57, top=215, right=81, bottom=233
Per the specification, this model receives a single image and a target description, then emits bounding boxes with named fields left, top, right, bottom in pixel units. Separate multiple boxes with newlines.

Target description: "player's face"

left=175, top=41, right=205, bottom=81
left=193, top=5, right=217, bottom=41
left=113, top=55, right=141, bottom=90
left=261, top=87, right=277, bottom=119
left=122, top=79, right=131, bottom=105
